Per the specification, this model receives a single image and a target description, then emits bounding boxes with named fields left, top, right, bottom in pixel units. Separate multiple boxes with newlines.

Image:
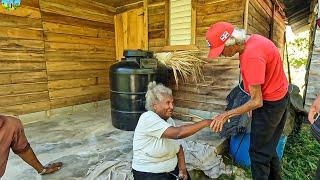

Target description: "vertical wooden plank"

left=123, top=12, right=128, bottom=53
left=39, top=0, right=51, bottom=112
left=164, top=0, right=169, bottom=45
left=136, top=8, right=144, bottom=49
left=191, top=0, right=196, bottom=45
left=244, top=0, right=249, bottom=32
left=269, top=2, right=275, bottom=39
left=114, top=14, right=119, bottom=60
left=127, top=9, right=138, bottom=49
left=115, top=7, right=146, bottom=59
left=115, top=13, right=124, bottom=60
left=143, top=0, right=148, bottom=50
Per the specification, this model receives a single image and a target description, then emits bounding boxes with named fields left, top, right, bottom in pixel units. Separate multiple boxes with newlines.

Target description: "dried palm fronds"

left=155, top=50, right=206, bottom=88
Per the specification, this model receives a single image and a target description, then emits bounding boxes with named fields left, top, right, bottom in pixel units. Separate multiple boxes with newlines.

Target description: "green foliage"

left=287, top=36, right=309, bottom=68
left=281, top=125, right=320, bottom=180
left=1, top=1, right=20, bottom=11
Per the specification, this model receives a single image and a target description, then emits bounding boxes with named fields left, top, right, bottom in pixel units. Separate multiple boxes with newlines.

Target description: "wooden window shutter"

left=169, top=0, right=192, bottom=45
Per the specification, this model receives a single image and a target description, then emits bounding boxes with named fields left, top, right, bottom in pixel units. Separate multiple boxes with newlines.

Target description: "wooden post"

left=269, top=1, right=275, bottom=40
left=303, top=0, right=320, bottom=107
left=143, top=0, right=148, bottom=50
left=243, top=0, right=249, bottom=32
left=165, top=0, right=169, bottom=46
left=191, top=0, right=197, bottom=45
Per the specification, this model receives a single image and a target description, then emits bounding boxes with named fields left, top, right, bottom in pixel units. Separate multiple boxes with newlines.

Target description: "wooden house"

left=279, top=0, right=318, bottom=110
left=0, top=0, right=287, bottom=120
left=303, top=0, right=320, bottom=110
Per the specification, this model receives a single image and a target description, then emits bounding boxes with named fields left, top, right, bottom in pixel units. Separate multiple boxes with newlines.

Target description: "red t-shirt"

left=239, top=34, right=288, bottom=101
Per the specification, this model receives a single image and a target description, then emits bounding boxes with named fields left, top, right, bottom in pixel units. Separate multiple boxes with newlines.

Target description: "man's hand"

left=308, top=95, right=320, bottom=124
left=210, top=112, right=229, bottom=132
left=40, top=162, right=63, bottom=175
left=178, top=169, right=188, bottom=180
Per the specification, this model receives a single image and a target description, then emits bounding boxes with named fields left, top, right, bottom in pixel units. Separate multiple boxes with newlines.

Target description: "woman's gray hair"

left=225, top=28, right=247, bottom=47
left=145, top=81, right=172, bottom=111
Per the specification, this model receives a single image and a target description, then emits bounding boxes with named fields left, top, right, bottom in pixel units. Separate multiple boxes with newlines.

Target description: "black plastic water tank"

left=109, top=50, right=157, bottom=131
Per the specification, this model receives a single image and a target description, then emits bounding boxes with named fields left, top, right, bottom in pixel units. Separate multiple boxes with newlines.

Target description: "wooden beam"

left=243, top=0, right=249, bottom=32
left=49, top=85, right=107, bottom=99
left=0, top=92, right=49, bottom=106
left=48, top=78, right=108, bottom=90
left=116, top=1, right=143, bottom=13
left=47, top=70, right=107, bottom=81
left=0, top=101, right=50, bottom=115
left=46, top=61, right=111, bottom=71
left=269, top=2, right=275, bottom=39
left=50, top=92, right=108, bottom=109
left=41, top=12, right=114, bottom=30
left=0, top=83, right=48, bottom=96
left=144, top=0, right=149, bottom=50
left=115, top=0, right=142, bottom=8
left=164, top=0, right=169, bottom=46
left=0, top=71, right=47, bottom=85
left=191, top=0, right=197, bottom=45
left=161, top=45, right=198, bottom=51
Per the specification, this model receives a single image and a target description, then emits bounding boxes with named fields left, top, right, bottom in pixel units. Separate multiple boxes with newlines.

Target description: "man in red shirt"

left=205, top=22, right=289, bottom=180
left=0, top=115, right=63, bottom=177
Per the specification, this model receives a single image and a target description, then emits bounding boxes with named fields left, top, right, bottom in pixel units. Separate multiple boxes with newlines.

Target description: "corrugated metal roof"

left=281, top=0, right=312, bottom=33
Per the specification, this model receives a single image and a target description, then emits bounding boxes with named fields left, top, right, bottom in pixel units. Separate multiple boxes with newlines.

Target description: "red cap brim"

left=207, top=44, right=225, bottom=59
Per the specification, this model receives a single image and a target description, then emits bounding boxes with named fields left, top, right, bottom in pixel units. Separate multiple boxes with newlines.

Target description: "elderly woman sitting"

left=132, top=82, right=212, bottom=180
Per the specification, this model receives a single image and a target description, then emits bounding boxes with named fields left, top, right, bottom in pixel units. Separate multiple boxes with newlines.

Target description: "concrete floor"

left=2, top=101, right=227, bottom=180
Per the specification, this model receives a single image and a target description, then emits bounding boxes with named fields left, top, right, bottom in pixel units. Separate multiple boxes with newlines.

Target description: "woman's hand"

left=210, top=112, right=229, bottom=132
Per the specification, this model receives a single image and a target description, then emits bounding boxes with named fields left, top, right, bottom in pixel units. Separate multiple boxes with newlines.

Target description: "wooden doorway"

left=114, top=7, right=148, bottom=60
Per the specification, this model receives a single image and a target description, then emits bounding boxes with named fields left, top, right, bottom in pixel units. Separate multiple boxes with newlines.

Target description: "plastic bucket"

left=230, top=133, right=287, bottom=167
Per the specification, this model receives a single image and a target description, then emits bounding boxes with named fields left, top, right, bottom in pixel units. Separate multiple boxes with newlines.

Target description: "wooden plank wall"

left=305, top=33, right=319, bottom=110
left=116, top=0, right=143, bottom=13
left=272, top=10, right=286, bottom=56
left=247, top=0, right=271, bottom=37
left=149, top=0, right=285, bottom=113
left=40, top=0, right=116, bottom=109
left=305, top=1, right=319, bottom=110
left=171, top=0, right=244, bottom=113
left=0, top=0, right=49, bottom=115
left=0, top=0, right=287, bottom=115
left=248, top=0, right=285, bottom=56
left=148, top=0, right=167, bottom=52
left=0, top=0, right=116, bottom=115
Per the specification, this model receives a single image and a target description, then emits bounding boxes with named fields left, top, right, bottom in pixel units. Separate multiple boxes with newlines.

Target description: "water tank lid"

left=123, top=50, right=153, bottom=58
left=110, top=60, right=156, bottom=74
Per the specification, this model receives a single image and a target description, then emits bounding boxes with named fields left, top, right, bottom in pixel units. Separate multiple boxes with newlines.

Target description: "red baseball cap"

left=205, top=22, right=234, bottom=58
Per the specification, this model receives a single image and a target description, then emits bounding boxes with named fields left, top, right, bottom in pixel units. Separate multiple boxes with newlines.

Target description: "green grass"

left=281, top=124, right=320, bottom=180
left=190, top=124, right=319, bottom=179
left=219, top=124, right=320, bottom=180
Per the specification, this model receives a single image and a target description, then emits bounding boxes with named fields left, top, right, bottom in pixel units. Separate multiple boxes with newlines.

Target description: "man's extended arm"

left=210, top=85, right=263, bottom=132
